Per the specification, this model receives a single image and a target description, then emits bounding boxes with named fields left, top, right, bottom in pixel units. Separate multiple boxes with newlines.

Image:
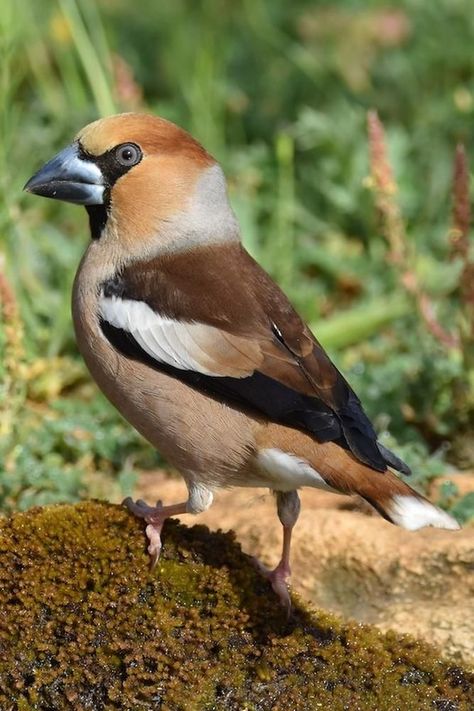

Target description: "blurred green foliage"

left=0, top=0, right=473, bottom=514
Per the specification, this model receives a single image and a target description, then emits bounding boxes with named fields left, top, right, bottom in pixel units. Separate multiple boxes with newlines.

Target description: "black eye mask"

left=78, top=141, right=143, bottom=239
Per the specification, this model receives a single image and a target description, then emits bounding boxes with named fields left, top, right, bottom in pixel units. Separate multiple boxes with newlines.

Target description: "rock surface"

left=1, top=501, right=474, bottom=710
left=136, top=470, right=474, bottom=665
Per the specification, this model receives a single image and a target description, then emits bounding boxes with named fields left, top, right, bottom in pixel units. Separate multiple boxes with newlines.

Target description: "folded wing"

left=99, top=243, right=410, bottom=475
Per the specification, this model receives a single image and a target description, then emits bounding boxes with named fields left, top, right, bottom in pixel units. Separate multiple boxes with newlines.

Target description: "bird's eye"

left=114, top=143, right=142, bottom=167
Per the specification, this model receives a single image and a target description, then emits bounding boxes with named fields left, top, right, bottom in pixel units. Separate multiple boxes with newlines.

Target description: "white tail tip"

left=389, top=495, right=461, bottom=531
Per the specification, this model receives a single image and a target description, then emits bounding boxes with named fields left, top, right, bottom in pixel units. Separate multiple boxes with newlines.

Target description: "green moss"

left=0, top=502, right=472, bottom=710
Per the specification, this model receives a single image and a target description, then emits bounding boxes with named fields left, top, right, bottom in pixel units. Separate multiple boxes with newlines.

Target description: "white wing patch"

left=99, top=295, right=261, bottom=377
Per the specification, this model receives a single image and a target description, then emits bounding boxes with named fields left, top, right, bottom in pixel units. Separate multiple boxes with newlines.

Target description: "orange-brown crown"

left=77, top=113, right=214, bottom=166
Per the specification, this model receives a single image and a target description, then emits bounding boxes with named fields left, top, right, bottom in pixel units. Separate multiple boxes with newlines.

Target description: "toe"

left=122, top=497, right=148, bottom=516
left=252, top=557, right=292, bottom=615
left=251, top=556, right=270, bottom=576
left=123, top=498, right=162, bottom=519
left=270, top=575, right=292, bottom=616
left=145, top=523, right=162, bottom=567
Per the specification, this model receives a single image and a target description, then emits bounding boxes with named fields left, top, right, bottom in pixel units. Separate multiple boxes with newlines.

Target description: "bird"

left=24, top=112, right=460, bottom=610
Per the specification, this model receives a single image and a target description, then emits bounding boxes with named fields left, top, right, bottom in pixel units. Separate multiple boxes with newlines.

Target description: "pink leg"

left=255, top=490, right=301, bottom=614
left=255, top=523, right=294, bottom=612
left=123, top=497, right=188, bottom=567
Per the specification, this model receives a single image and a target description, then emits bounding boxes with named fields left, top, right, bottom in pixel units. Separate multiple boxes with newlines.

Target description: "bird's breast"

left=71, top=253, right=259, bottom=486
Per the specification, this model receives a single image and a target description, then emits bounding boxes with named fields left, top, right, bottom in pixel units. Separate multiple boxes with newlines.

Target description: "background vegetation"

left=0, top=0, right=473, bottom=518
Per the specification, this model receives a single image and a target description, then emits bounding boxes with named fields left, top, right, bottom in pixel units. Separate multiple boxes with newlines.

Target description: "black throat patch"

left=86, top=204, right=109, bottom=240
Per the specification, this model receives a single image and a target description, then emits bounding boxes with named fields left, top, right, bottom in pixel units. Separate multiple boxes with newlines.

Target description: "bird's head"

left=24, top=113, right=239, bottom=254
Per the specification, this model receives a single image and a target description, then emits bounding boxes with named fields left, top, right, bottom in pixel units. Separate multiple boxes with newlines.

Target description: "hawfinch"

left=25, top=113, right=459, bottom=608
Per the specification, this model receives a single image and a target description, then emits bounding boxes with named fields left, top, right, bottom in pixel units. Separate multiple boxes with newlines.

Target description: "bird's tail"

left=354, top=468, right=459, bottom=531
left=315, top=445, right=460, bottom=531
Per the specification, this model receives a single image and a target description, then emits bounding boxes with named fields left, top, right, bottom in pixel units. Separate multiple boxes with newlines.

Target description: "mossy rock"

left=0, top=502, right=472, bottom=711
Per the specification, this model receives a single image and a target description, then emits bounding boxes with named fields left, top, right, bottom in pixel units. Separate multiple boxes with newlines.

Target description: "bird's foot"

left=253, top=557, right=292, bottom=615
left=123, top=497, right=167, bottom=567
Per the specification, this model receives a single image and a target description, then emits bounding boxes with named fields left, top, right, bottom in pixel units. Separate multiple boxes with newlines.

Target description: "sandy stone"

left=132, top=469, right=474, bottom=664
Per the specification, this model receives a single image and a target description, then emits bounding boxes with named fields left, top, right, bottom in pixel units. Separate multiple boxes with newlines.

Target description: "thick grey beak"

left=24, top=142, right=104, bottom=205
